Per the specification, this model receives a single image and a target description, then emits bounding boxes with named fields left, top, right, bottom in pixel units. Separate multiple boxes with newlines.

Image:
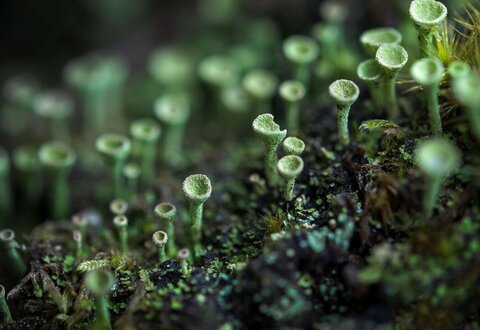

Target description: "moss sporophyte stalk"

left=155, top=202, right=177, bottom=256
left=38, top=141, right=76, bottom=220
left=328, top=80, right=360, bottom=147
left=154, top=94, right=190, bottom=165
left=96, top=133, right=131, bottom=198
left=415, top=138, right=460, bottom=219
left=277, top=155, right=304, bottom=201
left=409, top=0, right=448, bottom=57
left=252, top=113, right=287, bottom=186
left=279, top=80, right=306, bottom=135
left=411, top=57, right=444, bottom=135
left=85, top=270, right=115, bottom=330
left=375, top=44, right=408, bottom=120
left=182, top=174, right=212, bottom=257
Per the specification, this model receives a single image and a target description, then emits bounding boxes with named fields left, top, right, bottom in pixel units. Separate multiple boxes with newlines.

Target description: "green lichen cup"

left=277, top=155, right=304, bottom=201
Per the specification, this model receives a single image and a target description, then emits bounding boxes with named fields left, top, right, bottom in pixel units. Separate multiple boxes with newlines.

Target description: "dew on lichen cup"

left=277, top=155, right=304, bottom=201
left=282, top=137, right=305, bottom=156
left=279, top=80, right=306, bottom=134
left=183, top=174, right=212, bottom=256
left=252, top=114, right=287, bottom=186
left=411, top=57, right=444, bottom=135
left=38, top=141, right=76, bottom=220
left=154, top=93, right=190, bottom=165
left=328, top=79, right=360, bottom=147
left=282, top=35, right=319, bottom=89
left=33, top=90, right=73, bottom=141
left=360, top=27, right=403, bottom=56
left=415, top=137, right=460, bottom=219
left=96, top=134, right=131, bottom=198
left=375, top=44, right=408, bottom=120
left=242, top=69, right=278, bottom=114
left=409, top=0, right=448, bottom=56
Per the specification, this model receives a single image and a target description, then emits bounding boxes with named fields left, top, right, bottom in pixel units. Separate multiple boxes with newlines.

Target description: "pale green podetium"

left=33, top=90, right=73, bottom=141
left=328, top=80, right=360, bottom=147
left=282, top=35, right=319, bottom=89
left=123, top=162, right=141, bottom=200
left=85, top=270, right=116, bottom=330
left=155, top=202, right=177, bottom=256
left=357, top=59, right=383, bottom=109
left=282, top=137, right=305, bottom=156
left=130, top=118, right=161, bottom=184
left=38, top=141, right=76, bottom=220
left=242, top=69, right=278, bottom=114
left=0, top=148, right=12, bottom=219
left=252, top=114, right=287, bottom=186
left=277, top=155, right=304, bottom=201
left=96, top=134, right=131, bottom=198
left=375, top=44, right=408, bottom=120
left=113, top=215, right=129, bottom=255
left=415, top=138, right=460, bottom=219
left=2, top=74, right=40, bottom=136
left=409, top=0, right=448, bottom=56
left=13, top=146, right=41, bottom=207
left=152, top=230, right=168, bottom=263
left=0, top=229, right=27, bottom=276
left=110, top=198, right=128, bottom=216
left=154, top=94, right=190, bottom=165
left=0, top=284, right=12, bottom=325
left=279, top=80, right=306, bottom=134
left=177, top=248, right=191, bottom=276
left=183, top=174, right=212, bottom=256
left=453, top=73, right=480, bottom=140
left=64, top=54, right=128, bottom=136
left=148, top=47, right=195, bottom=91
left=360, top=28, right=402, bottom=55
left=411, top=58, right=444, bottom=135
left=447, top=61, right=470, bottom=80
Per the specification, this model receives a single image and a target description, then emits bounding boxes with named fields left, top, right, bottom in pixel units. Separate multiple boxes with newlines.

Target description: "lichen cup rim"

left=279, top=80, right=306, bottom=102
left=252, top=113, right=287, bottom=143
left=409, top=0, right=448, bottom=28
left=415, top=138, right=460, bottom=178
left=154, top=94, right=191, bottom=126
left=360, top=27, right=403, bottom=52
left=95, top=133, right=131, bottom=159
left=283, top=137, right=306, bottom=155
left=130, top=118, right=161, bottom=142
left=277, top=155, right=304, bottom=180
left=357, top=59, right=382, bottom=82
left=38, top=141, right=76, bottom=168
left=242, top=69, right=278, bottom=100
left=155, top=202, right=177, bottom=219
left=329, top=79, right=360, bottom=107
left=375, top=43, right=409, bottom=72
left=183, top=174, right=212, bottom=203
left=152, top=230, right=168, bottom=247
left=283, top=35, right=320, bottom=64
left=411, top=57, right=444, bottom=86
